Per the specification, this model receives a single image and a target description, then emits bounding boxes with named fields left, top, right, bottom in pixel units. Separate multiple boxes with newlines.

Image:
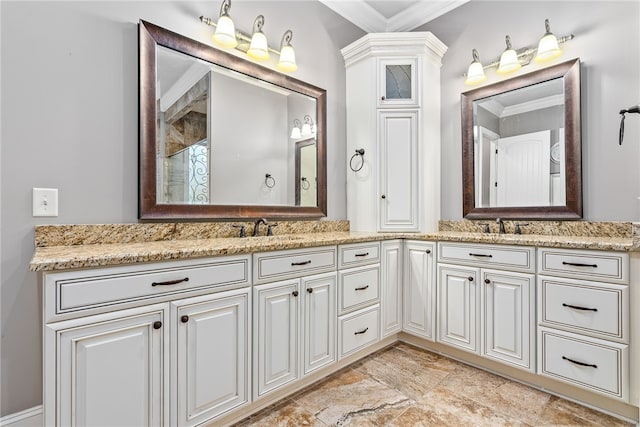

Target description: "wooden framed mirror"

left=461, top=58, right=582, bottom=219
left=139, top=20, right=327, bottom=220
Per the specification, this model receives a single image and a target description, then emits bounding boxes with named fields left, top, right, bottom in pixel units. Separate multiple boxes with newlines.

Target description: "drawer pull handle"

left=307, top=288, right=313, bottom=294
left=355, top=285, right=369, bottom=291
left=562, top=356, right=597, bottom=369
left=562, top=303, right=598, bottom=312
left=152, top=277, right=189, bottom=287
left=291, top=260, right=312, bottom=266
left=354, top=327, right=369, bottom=335
left=292, top=291, right=299, bottom=297
left=562, top=261, right=598, bottom=268
left=469, top=253, right=492, bottom=258
left=153, top=321, right=162, bottom=330
left=355, top=252, right=369, bottom=257
left=181, top=315, right=189, bottom=323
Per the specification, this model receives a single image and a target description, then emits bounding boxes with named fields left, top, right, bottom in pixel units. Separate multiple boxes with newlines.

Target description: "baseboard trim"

left=0, top=406, right=43, bottom=427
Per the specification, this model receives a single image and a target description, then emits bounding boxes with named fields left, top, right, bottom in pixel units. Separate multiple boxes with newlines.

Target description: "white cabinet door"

left=254, top=279, right=300, bottom=398
left=482, top=270, right=535, bottom=371
left=302, top=272, right=337, bottom=375
left=378, top=110, right=419, bottom=232
left=381, top=240, right=403, bottom=337
left=377, top=58, right=419, bottom=108
left=437, top=265, right=479, bottom=353
left=403, top=241, right=436, bottom=340
left=173, top=288, right=250, bottom=426
left=54, top=306, right=166, bottom=427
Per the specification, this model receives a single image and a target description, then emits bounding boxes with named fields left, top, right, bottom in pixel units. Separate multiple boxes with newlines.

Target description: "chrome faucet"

left=252, top=218, right=268, bottom=236
left=496, top=218, right=506, bottom=234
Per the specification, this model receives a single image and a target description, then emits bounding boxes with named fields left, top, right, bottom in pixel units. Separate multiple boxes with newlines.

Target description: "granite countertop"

left=29, top=230, right=638, bottom=272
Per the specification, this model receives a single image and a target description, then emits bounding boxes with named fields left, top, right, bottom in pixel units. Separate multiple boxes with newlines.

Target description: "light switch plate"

left=33, top=188, right=58, bottom=217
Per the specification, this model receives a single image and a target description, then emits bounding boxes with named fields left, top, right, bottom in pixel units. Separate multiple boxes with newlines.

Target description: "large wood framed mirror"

left=139, top=20, right=327, bottom=220
left=461, top=58, right=582, bottom=219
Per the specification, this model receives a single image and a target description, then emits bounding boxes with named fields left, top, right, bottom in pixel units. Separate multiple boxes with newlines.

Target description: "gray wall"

left=0, top=1, right=363, bottom=415
left=420, top=0, right=640, bottom=220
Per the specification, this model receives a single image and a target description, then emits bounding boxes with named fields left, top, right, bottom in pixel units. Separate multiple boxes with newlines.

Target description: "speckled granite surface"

left=439, top=219, right=634, bottom=238
left=30, top=221, right=640, bottom=272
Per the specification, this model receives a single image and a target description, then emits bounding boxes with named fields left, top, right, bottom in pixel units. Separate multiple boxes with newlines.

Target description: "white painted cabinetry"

left=436, top=242, right=535, bottom=372
left=43, top=256, right=252, bottom=427
left=402, top=240, right=436, bottom=340
left=537, top=247, right=630, bottom=401
left=342, top=33, right=447, bottom=233
left=252, top=248, right=338, bottom=398
left=380, top=240, right=403, bottom=337
left=337, top=242, right=381, bottom=358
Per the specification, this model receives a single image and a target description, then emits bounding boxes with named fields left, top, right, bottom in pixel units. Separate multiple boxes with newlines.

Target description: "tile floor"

left=236, top=343, right=633, bottom=426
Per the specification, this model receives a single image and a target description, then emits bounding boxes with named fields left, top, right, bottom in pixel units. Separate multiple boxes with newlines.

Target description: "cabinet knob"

left=307, top=288, right=313, bottom=294
left=181, top=315, right=189, bottom=323
left=381, top=96, right=386, bottom=101
left=292, top=290, right=299, bottom=297
left=425, top=249, right=431, bottom=254
left=381, top=195, right=386, bottom=199
left=153, top=321, right=162, bottom=330
left=467, top=276, right=474, bottom=282
left=484, top=279, right=490, bottom=284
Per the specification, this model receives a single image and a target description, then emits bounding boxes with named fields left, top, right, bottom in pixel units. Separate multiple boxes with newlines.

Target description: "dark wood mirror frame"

left=139, top=20, right=327, bottom=220
left=461, top=58, right=582, bottom=220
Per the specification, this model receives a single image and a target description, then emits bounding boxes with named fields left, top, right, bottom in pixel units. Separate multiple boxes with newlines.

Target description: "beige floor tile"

left=238, top=399, right=326, bottom=427
left=390, top=386, right=529, bottom=427
left=535, top=396, right=634, bottom=427
left=293, top=367, right=413, bottom=426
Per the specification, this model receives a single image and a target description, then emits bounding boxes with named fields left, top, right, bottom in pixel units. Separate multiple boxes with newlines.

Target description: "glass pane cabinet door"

left=378, top=58, right=419, bottom=108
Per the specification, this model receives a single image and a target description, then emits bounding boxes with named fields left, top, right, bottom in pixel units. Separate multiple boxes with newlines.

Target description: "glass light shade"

left=535, top=34, right=562, bottom=62
left=465, top=61, right=487, bottom=85
left=277, top=45, right=298, bottom=72
left=497, top=49, right=521, bottom=74
left=212, top=15, right=238, bottom=48
left=290, top=126, right=301, bottom=139
left=301, top=123, right=312, bottom=136
left=247, top=32, right=270, bottom=60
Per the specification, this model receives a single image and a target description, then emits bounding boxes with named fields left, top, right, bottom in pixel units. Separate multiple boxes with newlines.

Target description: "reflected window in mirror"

left=462, top=59, right=582, bottom=220
left=140, top=21, right=327, bottom=220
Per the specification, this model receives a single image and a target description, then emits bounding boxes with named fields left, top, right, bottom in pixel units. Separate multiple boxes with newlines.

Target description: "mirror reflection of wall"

left=473, top=77, right=565, bottom=208
left=295, top=139, right=317, bottom=207
left=155, top=45, right=318, bottom=208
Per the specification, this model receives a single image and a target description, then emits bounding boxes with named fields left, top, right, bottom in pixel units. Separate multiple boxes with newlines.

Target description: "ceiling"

left=318, top=0, right=469, bottom=33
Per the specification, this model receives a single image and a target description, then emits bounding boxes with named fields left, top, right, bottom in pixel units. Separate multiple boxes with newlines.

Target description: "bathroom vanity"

left=31, top=222, right=640, bottom=425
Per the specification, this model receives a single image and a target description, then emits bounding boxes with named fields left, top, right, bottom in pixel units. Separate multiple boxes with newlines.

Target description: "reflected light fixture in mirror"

left=290, top=119, right=302, bottom=139
left=200, top=0, right=298, bottom=72
left=464, top=19, right=574, bottom=85
left=301, top=115, right=315, bottom=137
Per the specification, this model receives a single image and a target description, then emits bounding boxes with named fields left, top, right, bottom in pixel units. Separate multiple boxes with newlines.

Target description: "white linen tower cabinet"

left=342, top=33, right=447, bottom=232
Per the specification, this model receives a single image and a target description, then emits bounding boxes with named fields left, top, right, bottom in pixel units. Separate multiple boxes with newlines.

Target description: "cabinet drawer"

left=338, top=265, right=380, bottom=314
left=538, top=277, right=628, bottom=342
left=338, top=305, right=380, bottom=359
left=338, top=242, right=380, bottom=268
left=253, top=247, right=337, bottom=284
left=538, top=248, right=629, bottom=284
left=538, top=327, right=628, bottom=401
left=438, top=243, right=534, bottom=272
left=52, top=256, right=251, bottom=315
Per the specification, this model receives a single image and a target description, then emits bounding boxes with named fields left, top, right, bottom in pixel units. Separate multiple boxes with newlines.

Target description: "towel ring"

left=301, top=177, right=310, bottom=190
left=265, top=173, right=276, bottom=188
left=349, top=148, right=365, bottom=172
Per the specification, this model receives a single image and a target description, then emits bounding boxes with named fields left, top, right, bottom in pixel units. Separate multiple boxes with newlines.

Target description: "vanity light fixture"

left=211, top=0, right=238, bottom=48
left=247, top=15, right=270, bottom=60
left=497, top=36, right=521, bottom=74
left=463, top=18, right=574, bottom=85
left=290, top=119, right=302, bottom=139
left=534, top=19, right=562, bottom=62
left=200, top=1, right=298, bottom=72
left=465, top=49, right=487, bottom=85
